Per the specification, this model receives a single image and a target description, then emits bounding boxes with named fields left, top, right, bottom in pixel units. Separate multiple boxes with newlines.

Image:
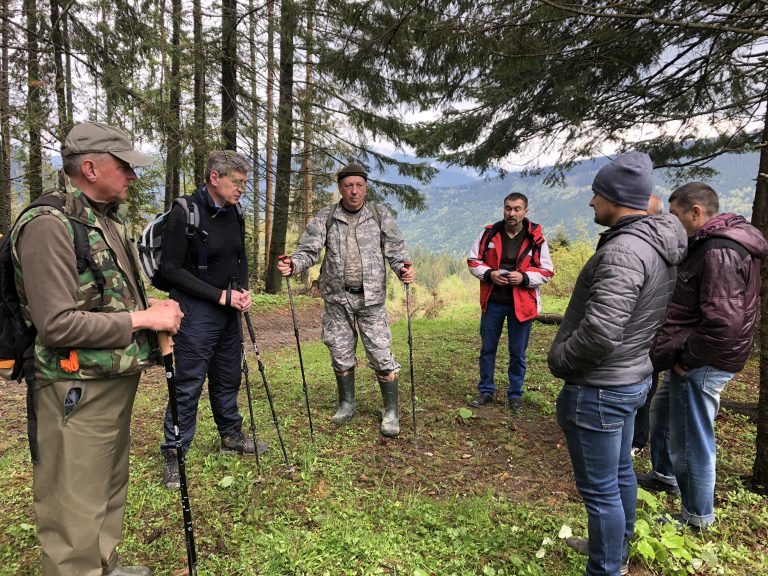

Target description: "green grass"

left=1, top=266, right=767, bottom=574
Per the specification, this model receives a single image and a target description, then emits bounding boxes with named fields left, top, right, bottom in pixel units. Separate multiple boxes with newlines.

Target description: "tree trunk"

left=25, top=0, right=43, bottom=202
left=751, top=107, right=768, bottom=488
left=192, top=0, right=206, bottom=185
left=302, top=0, right=314, bottom=228
left=264, top=0, right=276, bottom=273
left=63, top=7, right=73, bottom=127
left=299, top=0, right=315, bottom=285
left=249, top=0, right=260, bottom=286
left=164, top=0, right=182, bottom=209
left=50, top=0, right=71, bottom=144
left=221, top=0, right=237, bottom=149
left=0, top=0, right=11, bottom=233
left=101, top=3, right=114, bottom=124
left=265, top=0, right=295, bottom=293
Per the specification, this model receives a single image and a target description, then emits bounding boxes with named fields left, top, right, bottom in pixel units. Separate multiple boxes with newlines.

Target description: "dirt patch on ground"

left=249, top=299, right=324, bottom=350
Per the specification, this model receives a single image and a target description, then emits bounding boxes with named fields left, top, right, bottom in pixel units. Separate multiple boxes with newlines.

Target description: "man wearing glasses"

left=158, top=150, right=265, bottom=490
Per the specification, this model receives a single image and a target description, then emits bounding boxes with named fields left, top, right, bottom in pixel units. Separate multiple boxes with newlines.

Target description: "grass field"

left=0, top=288, right=766, bottom=575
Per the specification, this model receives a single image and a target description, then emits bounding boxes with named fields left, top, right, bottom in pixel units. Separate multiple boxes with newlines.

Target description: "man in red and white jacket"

left=467, top=192, right=554, bottom=412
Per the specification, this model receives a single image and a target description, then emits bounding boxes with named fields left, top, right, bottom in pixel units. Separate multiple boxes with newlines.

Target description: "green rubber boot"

left=331, top=368, right=356, bottom=424
left=378, top=374, right=400, bottom=438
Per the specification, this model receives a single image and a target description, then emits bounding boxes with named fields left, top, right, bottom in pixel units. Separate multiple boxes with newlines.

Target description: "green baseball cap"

left=337, top=162, right=368, bottom=182
left=61, top=121, right=153, bottom=167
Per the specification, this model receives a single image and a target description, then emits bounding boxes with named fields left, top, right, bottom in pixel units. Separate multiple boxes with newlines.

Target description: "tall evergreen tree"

left=221, top=0, right=238, bottom=149
left=264, top=0, right=277, bottom=273
left=266, top=0, right=297, bottom=293
left=192, top=0, right=206, bottom=185
left=164, top=0, right=182, bottom=208
left=24, top=0, right=43, bottom=202
left=0, top=0, right=10, bottom=233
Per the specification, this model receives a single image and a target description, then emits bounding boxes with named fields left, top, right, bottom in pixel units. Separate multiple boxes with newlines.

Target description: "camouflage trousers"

left=322, top=292, right=400, bottom=374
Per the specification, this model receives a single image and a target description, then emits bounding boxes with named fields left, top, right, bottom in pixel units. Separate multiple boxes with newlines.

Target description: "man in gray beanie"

left=548, top=152, right=688, bottom=576
left=278, top=162, right=415, bottom=438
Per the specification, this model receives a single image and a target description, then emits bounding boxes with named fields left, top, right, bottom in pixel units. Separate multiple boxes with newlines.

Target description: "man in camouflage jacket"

left=278, top=162, right=415, bottom=437
left=10, top=122, right=182, bottom=576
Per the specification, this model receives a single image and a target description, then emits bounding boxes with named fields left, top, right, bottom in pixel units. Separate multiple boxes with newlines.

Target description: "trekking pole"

left=233, top=279, right=262, bottom=478
left=279, top=255, right=315, bottom=440
left=403, top=262, right=417, bottom=446
left=158, top=332, right=198, bottom=576
left=243, top=311, right=292, bottom=469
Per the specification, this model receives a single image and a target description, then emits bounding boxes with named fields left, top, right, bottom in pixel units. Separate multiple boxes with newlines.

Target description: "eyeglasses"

left=226, top=176, right=247, bottom=189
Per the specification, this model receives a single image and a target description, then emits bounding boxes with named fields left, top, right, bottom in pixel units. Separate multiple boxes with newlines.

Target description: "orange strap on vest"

left=60, top=350, right=79, bottom=373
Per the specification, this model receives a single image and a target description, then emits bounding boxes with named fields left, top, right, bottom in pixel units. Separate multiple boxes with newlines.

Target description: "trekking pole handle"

left=158, top=332, right=173, bottom=356
left=401, top=261, right=413, bottom=282
left=244, top=311, right=257, bottom=343
left=278, top=254, right=293, bottom=275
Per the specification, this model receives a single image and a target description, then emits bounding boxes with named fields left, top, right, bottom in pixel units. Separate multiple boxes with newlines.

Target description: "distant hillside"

left=391, top=152, right=760, bottom=256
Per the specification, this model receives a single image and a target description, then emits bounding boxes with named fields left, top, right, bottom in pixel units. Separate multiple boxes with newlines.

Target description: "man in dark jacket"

left=548, top=152, right=688, bottom=576
left=158, top=150, right=265, bottom=490
left=467, top=193, right=554, bottom=412
left=637, top=182, right=768, bottom=530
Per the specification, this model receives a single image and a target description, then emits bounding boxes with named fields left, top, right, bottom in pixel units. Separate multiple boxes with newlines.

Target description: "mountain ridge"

left=389, top=152, right=759, bottom=256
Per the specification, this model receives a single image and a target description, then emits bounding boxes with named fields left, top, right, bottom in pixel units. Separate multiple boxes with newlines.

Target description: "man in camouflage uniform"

left=10, top=122, right=183, bottom=576
left=278, top=162, right=415, bottom=437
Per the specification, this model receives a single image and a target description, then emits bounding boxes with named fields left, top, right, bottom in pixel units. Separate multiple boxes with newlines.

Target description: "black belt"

left=344, top=285, right=364, bottom=294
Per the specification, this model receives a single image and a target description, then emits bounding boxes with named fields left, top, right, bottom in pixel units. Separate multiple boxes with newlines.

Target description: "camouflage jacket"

left=291, top=202, right=410, bottom=306
left=10, top=188, right=154, bottom=385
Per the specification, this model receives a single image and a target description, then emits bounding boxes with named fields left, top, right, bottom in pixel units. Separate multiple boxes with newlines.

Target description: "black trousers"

left=161, top=291, right=244, bottom=454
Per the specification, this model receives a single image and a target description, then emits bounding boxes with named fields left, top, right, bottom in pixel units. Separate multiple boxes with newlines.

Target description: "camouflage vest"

left=10, top=188, right=154, bottom=384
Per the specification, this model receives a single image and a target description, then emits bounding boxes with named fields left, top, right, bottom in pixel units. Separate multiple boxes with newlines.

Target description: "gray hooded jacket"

left=547, top=213, right=688, bottom=387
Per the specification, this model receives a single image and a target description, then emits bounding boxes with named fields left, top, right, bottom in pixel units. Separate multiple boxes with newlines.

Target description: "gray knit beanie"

left=337, top=162, right=368, bottom=182
left=592, top=152, right=653, bottom=210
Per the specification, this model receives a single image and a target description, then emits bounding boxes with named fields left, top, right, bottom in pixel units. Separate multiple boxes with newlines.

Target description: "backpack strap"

left=25, top=193, right=106, bottom=303
left=477, top=221, right=503, bottom=263
left=325, top=202, right=386, bottom=263
left=178, top=196, right=208, bottom=281
left=71, top=220, right=106, bottom=302
left=691, top=237, right=751, bottom=260
left=325, top=203, right=338, bottom=237
left=234, top=202, right=246, bottom=270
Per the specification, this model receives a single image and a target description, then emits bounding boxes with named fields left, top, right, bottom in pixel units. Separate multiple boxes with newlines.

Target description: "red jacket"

left=467, top=218, right=554, bottom=320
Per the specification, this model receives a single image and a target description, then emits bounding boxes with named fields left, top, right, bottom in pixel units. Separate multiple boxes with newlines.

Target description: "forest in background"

left=3, top=0, right=768, bottom=483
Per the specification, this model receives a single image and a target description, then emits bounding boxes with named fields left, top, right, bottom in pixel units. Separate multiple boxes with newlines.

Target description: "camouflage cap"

left=62, top=121, right=153, bottom=167
left=337, top=162, right=368, bottom=182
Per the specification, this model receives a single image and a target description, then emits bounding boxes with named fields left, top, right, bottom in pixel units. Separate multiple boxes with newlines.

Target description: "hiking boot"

left=508, top=397, right=523, bottom=413
left=565, top=538, right=628, bottom=574
left=162, top=452, right=180, bottom=490
left=220, top=429, right=268, bottom=455
left=331, top=368, right=356, bottom=424
left=636, top=471, right=680, bottom=495
left=379, top=374, right=400, bottom=438
left=106, top=566, right=152, bottom=576
left=468, top=392, right=493, bottom=407
left=565, top=537, right=589, bottom=555
left=659, top=513, right=706, bottom=533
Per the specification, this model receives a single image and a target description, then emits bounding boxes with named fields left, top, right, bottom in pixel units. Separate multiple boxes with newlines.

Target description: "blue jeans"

left=557, top=378, right=651, bottom=576
left=161, top=292, right=244, bottom=454
left=648, top=366, right=733, bottom=527
left=478, top=301, right=532, bottom=400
